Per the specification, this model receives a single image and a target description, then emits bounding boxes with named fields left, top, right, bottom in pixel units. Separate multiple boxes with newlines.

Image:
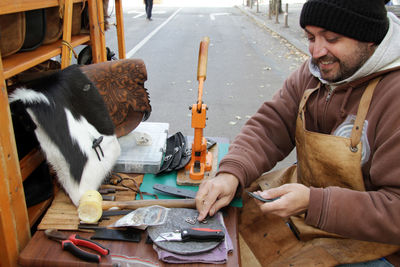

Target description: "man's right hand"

left=195, top=173, right=239, bottom=221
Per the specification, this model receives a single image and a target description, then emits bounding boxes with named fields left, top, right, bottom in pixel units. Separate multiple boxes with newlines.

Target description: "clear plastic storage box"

left=113, top=122, right=169, bottom=174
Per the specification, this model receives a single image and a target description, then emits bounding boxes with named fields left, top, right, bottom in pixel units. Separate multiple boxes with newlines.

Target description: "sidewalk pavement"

left=237, top=2, right=309, bottom=56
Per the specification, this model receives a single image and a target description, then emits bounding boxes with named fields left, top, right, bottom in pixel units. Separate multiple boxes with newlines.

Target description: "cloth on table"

left=152, top=212, right=233, bottom=264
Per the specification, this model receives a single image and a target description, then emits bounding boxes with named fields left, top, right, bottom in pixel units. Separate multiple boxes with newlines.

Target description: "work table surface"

left=19, top=206, right=240, bottom=266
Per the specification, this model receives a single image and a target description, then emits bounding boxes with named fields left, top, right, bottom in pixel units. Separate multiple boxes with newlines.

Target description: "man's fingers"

left=195, top=182, right=210, bottom=209
left=196, top=187, right=229, bottom=220
left=209, top=197, right=231, bottom=216
left=197, top=197, right=213, bottom=221
left=196, top=183, right=219, bottom=221
left=256, top=184, right=310, bottom=218
left=195, top=173, right=239, bottom=221
left=259, top=184, right=291, bottom=199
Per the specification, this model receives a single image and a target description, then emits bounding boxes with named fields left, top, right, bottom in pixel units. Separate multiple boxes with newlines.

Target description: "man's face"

left=305, top=26, right=376, bottom=83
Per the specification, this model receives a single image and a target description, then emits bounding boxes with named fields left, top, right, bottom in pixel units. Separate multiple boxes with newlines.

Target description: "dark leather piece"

left=91, top=228, right=141, bottom=243
left=167, top=132, right=185, bottom=171
left=157, top=134, right=217, bottom=175
left=152, top=183, right=197, bottom=199
left=157, top=134, right=177, bottom=174
left=157, top=132, right=194, bottom=174
left=20, top=9, right=46, bottom=52
left=172, top=134, right=191, bottom=171
left=81, top=59, right=152, bottom=137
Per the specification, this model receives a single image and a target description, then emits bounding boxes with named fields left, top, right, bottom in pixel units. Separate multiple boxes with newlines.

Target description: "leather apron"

left=239, top=78, right=400, bottom=266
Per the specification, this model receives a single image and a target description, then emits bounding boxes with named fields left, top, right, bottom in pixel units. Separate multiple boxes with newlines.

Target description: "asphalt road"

left=105, top=2, right=308, bottom=168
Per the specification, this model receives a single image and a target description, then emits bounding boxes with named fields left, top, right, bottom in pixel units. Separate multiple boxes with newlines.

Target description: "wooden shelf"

left=0, top=0, right=84, bottom=15
left=19, top=148, right=45, bottom=182
left=2, top=35, right=90, bottom=79
left=27, top=197, right=53, bottom=228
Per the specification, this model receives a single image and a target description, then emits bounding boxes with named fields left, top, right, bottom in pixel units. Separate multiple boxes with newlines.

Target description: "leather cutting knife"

left=153, top=183, right=197, bottom=199
left=154, top=227, right=225, bottom=242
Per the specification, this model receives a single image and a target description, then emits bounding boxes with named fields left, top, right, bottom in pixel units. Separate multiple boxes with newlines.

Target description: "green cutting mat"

left=137, top=142, right=242, bottom=207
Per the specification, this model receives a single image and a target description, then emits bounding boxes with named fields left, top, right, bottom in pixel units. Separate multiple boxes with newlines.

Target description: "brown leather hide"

left=81, top=59, right=152, bottom=137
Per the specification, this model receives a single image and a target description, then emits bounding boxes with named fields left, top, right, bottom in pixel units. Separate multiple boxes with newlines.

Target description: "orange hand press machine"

left=185, top=37, right=213, bottom=180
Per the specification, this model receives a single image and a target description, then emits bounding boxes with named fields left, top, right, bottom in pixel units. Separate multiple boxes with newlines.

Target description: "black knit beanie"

left=300, top=0, right=389, bottom=44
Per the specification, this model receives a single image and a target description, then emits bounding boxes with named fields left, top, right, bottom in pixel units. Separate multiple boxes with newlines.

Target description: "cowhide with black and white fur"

left=9, top=65, right=121, bottom=206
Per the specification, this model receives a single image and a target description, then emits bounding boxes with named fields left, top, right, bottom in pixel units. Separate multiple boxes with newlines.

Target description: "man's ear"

left=368, top=42, right=378, bottom=48
left=368, top=42, right=378, bottom=52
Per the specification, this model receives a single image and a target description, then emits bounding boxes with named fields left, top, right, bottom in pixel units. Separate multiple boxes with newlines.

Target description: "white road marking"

left=209, top=12, right=230, bottom=20
left=126, top=8, right=182, bottom=58
left=132, top=12, right=145, bottom=18
left=127, top=10, right=140, bottom=14
left=129, top=10, right=167, bottom=18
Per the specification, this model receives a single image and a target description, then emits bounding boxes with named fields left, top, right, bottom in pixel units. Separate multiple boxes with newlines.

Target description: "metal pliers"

left=44, top=229, right=109, bottom=263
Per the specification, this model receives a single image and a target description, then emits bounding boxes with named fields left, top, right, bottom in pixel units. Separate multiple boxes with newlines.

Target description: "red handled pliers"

left=44, top=229, right=109, bottom=263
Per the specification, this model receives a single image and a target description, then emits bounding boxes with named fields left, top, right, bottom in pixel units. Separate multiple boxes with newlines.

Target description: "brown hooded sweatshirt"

left=217, top=60, right=400, bottom=262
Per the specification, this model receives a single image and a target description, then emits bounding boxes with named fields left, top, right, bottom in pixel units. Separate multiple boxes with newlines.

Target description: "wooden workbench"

left=18, top=206, right=240, bottom=267
left=19, top=139, right=240, bottom=266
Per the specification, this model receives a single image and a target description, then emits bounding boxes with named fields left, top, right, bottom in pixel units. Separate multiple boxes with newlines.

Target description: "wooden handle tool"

left=102, top=198, right=196, bottom=210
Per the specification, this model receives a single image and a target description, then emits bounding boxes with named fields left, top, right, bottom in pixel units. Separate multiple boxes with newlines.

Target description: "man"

left=196, top=0, right=400, bottom=265
left=144, top=0, right=153, bottom=21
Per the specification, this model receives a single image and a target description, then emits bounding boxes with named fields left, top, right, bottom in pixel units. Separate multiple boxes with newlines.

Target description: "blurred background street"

left=104, top=0, right=309, bottom=168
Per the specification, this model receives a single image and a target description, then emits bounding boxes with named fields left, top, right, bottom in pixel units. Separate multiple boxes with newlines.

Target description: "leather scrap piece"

left=158, top=133, right=217, bottom=175
left=174, top=135, right=191, bottom=171
left=167, top=132, right=185, bottom=171
left=158, top=134, right=178, bottom=174
left=158, top=132, right=193, bottom=174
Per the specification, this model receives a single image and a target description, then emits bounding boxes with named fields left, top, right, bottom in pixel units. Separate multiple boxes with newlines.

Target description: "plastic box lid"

left=113, top=122, right=169, bottom=174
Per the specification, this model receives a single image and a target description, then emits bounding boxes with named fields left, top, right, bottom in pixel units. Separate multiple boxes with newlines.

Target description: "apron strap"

left=350, top=77, right=381, bottom=150
left=298, top=84, right=320, bottom=121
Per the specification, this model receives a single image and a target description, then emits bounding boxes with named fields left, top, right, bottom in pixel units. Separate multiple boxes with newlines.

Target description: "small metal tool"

left=246, top=191, right=281, bottom=203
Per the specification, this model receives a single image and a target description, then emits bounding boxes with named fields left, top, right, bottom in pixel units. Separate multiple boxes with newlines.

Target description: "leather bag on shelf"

left=0, top=12, right=26, bottom=58
left=20, top=9, right=46, bottom=52
left=43, top=7, right=63, bottom=45
left=43, top=2, right=84, bottom=45
left=72, top=3, right=84, bottom=35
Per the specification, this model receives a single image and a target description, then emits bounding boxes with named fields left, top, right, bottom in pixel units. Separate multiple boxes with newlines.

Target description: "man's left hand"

left=254, top=183, right=310, bottom=218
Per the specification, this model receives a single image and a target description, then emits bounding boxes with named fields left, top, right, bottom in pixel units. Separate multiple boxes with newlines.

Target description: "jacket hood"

left=309, top=12, right=400, bottom=86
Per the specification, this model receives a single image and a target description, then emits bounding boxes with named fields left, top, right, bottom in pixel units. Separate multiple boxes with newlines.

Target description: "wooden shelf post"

left=115, top=0, right=126, bottom=59
left=88, top=0, right=107, bottom=63
left=0, top=52, right=31, bottom=267
left=61, top=0, right=74, bottom=68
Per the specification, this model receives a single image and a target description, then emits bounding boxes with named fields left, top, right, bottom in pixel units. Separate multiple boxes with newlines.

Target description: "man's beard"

left=311, top=44, right=372, bottom=83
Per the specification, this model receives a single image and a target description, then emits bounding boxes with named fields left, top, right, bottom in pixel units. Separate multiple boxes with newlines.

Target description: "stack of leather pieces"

left=157, top=132, right=217, bottom=175
left=157, top=132, right=191, bottom=174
